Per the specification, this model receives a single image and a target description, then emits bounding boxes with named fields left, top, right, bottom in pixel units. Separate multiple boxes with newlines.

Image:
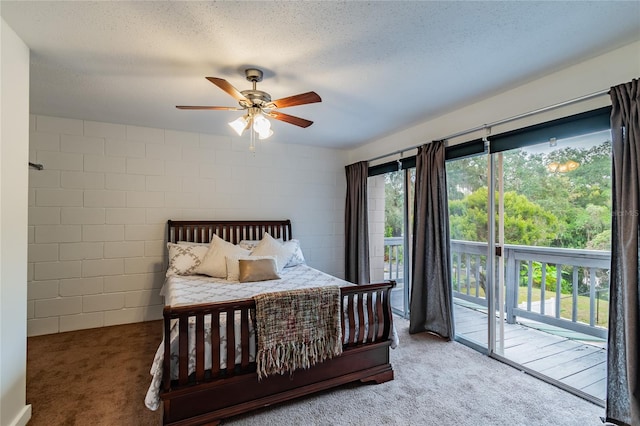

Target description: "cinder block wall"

left=27, top=115, right=348, bottom=336
left=368, top=174, right=385, bottom=282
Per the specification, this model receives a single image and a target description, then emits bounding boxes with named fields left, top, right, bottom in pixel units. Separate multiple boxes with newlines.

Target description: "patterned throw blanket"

left=253, top=285, right=343, bottom=380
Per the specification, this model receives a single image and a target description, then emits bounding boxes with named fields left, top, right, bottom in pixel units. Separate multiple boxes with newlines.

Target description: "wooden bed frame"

left=161, top=220, right=395, bottom=426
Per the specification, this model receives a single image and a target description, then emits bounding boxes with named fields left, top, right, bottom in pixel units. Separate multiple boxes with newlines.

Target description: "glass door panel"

left=447, top=153, right=493, bottom=350
left=493, top=129, right=611, bottom=402
left=368, top=168, right=412, bottom=317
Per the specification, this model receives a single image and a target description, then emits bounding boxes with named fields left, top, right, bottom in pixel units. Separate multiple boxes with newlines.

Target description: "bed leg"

left=359, top=369, right=394, bottom=384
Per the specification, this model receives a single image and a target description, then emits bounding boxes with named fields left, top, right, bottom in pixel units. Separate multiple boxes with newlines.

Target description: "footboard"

left=161, top=281, right=395, bottom=425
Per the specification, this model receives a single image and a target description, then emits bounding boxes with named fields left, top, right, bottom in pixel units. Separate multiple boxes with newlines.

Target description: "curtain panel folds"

left=606, top=79, right=640, bottom=426
left=344, top=161, right=370, bottom=284
left=409, top=141, right=454, bottom=339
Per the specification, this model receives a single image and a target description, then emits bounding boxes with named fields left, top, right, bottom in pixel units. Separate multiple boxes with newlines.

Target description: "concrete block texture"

left=27, top=115, right=346, bottom=335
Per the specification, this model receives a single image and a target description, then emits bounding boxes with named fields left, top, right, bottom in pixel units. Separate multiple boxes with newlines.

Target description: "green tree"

left=384, top=171, right=404, bottom=237
left=396, top=138, right=612, bottom=250
left=446, top=156, right=487, bottom=201
left=587, top=229, right=612, bottom=250
left=449, top=187, right=560, bottom=245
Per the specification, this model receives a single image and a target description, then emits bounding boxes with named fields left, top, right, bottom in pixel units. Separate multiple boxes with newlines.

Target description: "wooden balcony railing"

left=450, top=240, right=610, bottom=339
left=384, top=238, right=611, bottom=339
left=384, top=236, right=404, bottom=285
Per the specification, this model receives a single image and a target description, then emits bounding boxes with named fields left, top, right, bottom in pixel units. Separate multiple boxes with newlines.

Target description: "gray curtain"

left=345, top=161, right=370, bottom=284
left=606, top=79, right=640, bottom=426
left=409, top=141, right=454, bottom=339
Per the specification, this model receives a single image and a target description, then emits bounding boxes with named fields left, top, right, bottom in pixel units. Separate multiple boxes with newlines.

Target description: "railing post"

left=589, top=268, right=596, bottom=327
left=389, top=243, right=393, bottom=277
left=456, top=252, right=461, bottom=292
left=572, top=267, right=579, bottom=322
left=526, top=260, right=533, bottom=312
left=505, top=247, right=516, bottom=324
left=540, top=263, right=547, bottom=316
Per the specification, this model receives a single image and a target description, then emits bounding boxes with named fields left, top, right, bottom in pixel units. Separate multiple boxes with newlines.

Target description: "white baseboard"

left=8, top=404, right=31, bottom=426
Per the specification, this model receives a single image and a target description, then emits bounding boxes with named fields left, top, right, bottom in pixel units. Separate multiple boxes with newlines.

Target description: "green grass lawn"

left=517, top=286, right=609, bottom=328
left=453, top=280, right=609, bottom=328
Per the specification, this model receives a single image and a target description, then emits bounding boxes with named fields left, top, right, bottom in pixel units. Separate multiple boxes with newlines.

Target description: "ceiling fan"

left=176, top=68, right=321, bottom=140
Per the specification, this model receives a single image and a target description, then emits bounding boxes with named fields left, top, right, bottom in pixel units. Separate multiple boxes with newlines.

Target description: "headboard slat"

left=167, top=220, right=292, bottom=245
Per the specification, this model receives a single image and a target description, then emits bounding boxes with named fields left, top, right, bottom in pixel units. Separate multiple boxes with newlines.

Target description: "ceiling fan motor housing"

left=240, top=89, right=271, bottom=108
left=241, top=69, right=271, bottom=108
left=245, top=68, right=263, bottom=82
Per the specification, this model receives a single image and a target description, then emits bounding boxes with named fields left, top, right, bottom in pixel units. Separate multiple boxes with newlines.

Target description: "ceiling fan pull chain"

left=249, top=120, right=256, bottom=153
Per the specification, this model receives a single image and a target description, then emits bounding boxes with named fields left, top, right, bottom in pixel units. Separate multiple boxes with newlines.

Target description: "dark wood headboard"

left=167, top=220, right=292, bottom=244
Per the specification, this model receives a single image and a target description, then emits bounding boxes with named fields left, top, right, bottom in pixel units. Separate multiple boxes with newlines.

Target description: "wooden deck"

left=453, top=302, right=607, bottom=402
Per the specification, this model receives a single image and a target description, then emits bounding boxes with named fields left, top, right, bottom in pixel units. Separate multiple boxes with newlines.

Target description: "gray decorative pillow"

left=166, top=243, right=208, bottom=277
left=283, top=239, right=306, bottom=267
left=238, top=258, right=280, bottom=283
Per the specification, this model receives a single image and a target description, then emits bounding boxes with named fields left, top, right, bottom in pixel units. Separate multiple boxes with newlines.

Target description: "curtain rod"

left=366, top=88, right=610, bottom=163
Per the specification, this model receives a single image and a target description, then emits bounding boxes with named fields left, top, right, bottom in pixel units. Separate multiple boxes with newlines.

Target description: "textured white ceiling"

left=1, top=1, right=639, bottom=149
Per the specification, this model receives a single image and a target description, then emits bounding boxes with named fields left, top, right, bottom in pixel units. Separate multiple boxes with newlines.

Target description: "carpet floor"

left=27, top=320, right=163, bottom=426
left=27, top=317, right=604, bottom=425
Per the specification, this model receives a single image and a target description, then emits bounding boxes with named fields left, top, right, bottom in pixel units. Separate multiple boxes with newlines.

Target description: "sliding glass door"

left=492, top=130, right=611, bottom=402
left=446, top=152, right=493, bottom=351
left=365, top=107, right=612, bottom=405
left=447, top=108, right=612, bottom=404
left=368, top=164, right=414, bottom=318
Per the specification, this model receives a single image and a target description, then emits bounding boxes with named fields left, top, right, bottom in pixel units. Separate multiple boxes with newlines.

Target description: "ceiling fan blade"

left=269, top=91, right=321, bottom=109
left=269, top=111, right=314, bottom=128
left=206, top=77, right=248, bottom=102
left=176, top=106, right=240, bottom=110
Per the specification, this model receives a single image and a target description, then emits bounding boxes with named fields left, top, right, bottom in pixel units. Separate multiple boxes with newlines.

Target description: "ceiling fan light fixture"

left=228, top=115, right=249, bottom=136
left=252, top=113, right=271, bottom=134
left=258, top=128, right=274, bottom=140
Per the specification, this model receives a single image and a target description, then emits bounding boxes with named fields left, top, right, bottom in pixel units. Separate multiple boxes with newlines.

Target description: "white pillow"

left=237, top=240, right=260, bottom=252
left=250, top=233, right=295, bottom=272
left=283, top=239, right=306, bottom=267
left=238, top=237, right=283, bottom=252
left=196, top=234, right=250, bottom=278
left=225, top=255, right=276, bottom=281
left=166, top=243, right=209, bottom=277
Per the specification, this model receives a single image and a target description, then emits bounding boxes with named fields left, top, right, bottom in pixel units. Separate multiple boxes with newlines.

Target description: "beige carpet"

left=27, top=317, right=604, bottom=425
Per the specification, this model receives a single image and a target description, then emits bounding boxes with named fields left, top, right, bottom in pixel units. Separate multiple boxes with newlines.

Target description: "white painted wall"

left=368, top=174, right=385, bottom=282
left=27, top=116, right=348, bottom=336
left=1, top=18, right=32, bottom=426
left=349, top=40, right=640, bottom=164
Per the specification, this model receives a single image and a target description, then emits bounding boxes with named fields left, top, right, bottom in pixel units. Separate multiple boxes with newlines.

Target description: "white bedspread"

left=145, top=265, right=398, bottom=411
left=160, top=264, right=352, bottom=306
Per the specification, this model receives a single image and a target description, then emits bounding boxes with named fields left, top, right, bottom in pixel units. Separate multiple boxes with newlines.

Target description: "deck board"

left=581, top=378, right=607, bottom=400
left=537, top=350, right=606, bottom=378
left=562, top=361, right=607, bottom=389
left=454, top=302, right=607, bottom=402
left=505, top=339, right=577, bottom=364
left=524, top=345, right=602, bottom=372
